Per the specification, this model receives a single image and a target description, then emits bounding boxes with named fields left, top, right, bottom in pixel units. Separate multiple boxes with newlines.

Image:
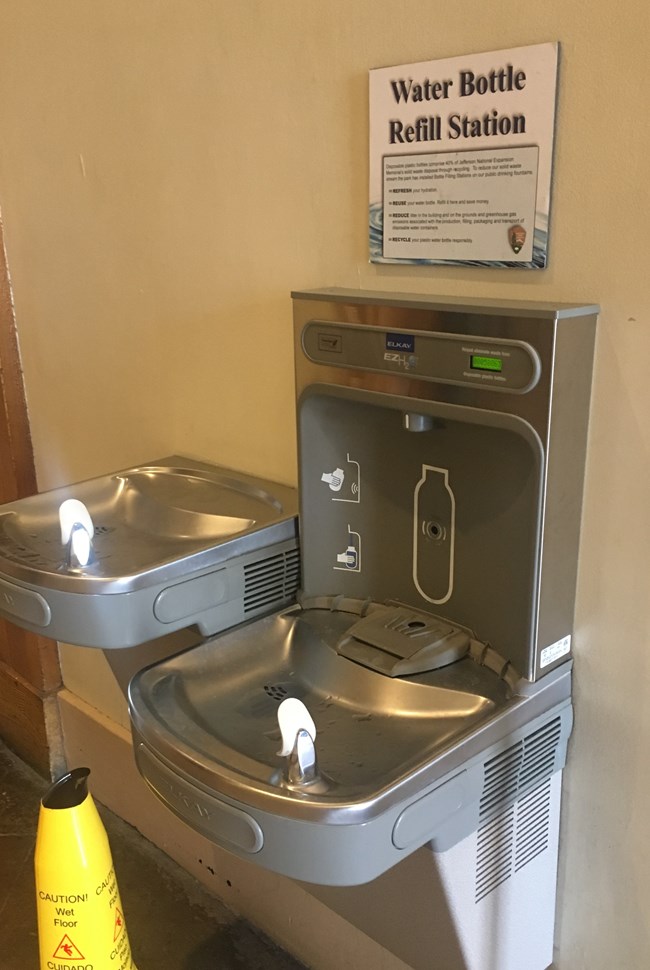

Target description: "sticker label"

left=386, top=332, right=415, bottom=352
left=540, top=634, right=571, bottom=669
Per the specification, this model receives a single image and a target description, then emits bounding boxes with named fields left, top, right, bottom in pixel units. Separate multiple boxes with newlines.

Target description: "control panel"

left=302, top=320, right=541, bottom=393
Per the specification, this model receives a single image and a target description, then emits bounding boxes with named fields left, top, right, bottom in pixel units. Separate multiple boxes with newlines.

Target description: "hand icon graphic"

left=321, top=468, right=345, bottom=492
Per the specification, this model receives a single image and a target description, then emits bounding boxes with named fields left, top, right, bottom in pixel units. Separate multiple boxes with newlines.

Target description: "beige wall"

left=1, top=2, right=649, bottom=967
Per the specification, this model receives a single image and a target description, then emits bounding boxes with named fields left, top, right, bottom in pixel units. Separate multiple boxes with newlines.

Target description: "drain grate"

left=236, top=683, right=296, bottom=718
left=264, top=684, right=289, bottom=702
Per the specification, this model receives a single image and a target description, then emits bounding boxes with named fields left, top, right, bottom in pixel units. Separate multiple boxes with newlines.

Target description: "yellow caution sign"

left=35, top=767, right=138, bottom=970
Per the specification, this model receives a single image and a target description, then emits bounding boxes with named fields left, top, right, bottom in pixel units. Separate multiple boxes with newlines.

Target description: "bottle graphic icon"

left=413, top=465, right=455, bottom=604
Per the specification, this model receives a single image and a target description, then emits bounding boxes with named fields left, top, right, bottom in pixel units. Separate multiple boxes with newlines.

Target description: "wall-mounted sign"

left=369, top=43, right=558, bottom=269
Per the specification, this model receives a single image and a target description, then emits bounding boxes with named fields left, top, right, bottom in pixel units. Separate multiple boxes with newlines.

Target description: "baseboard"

left=0, top=661, right=55, bottom=775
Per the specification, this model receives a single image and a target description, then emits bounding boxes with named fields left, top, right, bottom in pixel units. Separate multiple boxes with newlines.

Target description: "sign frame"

left=369, top=42, right=559, bottom=269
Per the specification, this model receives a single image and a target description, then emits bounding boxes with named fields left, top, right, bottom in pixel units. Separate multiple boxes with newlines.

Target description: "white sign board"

left=369, top=43, right=558, bottom=268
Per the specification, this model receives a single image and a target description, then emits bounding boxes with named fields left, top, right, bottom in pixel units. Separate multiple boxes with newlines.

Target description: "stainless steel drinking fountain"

left=0, top=289, right=597, bottom=970
left=0, top=456, right=299, bottom=647
left=128, top=289, right=597, bottom=970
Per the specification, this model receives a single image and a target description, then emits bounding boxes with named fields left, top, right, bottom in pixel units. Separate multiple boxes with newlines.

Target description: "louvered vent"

left=475, top=717, right=561, bottom=903
left=243, top=548, right=301, bottom=613
left=475, top=779, right=552, bottom=902
left=479, top=716, right=562, bottom=823
left=475, top=807, right=515, bottom=902
left=515, top=779, right=551, bottom=872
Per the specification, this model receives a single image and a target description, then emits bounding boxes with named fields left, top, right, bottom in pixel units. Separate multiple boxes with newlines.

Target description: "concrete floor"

left=0, top=739, right=306, bottom=970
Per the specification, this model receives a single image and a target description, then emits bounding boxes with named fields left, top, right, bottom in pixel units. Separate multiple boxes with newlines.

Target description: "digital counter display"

left=470, top=354, right=503, bottom=373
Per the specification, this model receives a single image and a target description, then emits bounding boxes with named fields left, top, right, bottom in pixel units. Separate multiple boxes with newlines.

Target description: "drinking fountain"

left=0, top=456, right=299, bottom=647
left=0, top=288, right=598, bottom=970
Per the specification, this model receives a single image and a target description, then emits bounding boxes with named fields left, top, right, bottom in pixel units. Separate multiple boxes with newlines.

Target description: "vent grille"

left=474, top=717, right=561, bottom=904
left=515, top=780, right=552, bottom=871
left=244, top=548, right=300, bottom=613
left=475, top=808, right=515, bottom=902
left=479, top=717, right=561, bottom=822
left=475, top=779, right=552, bottom=903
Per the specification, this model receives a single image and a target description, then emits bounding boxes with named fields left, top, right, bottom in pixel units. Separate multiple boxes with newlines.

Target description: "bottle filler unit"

left=128, top=289, right=597, bottom=970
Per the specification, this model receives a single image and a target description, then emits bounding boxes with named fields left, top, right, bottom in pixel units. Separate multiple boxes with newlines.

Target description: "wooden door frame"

left=0, top=212, right=63, bottom=776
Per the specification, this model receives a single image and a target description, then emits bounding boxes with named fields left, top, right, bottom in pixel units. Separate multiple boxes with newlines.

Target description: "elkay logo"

left=386, top=332, right=415, bottom=352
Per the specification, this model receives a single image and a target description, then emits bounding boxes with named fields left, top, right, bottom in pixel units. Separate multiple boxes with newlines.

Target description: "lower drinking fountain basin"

left=128, top=598, right=573, bottom=885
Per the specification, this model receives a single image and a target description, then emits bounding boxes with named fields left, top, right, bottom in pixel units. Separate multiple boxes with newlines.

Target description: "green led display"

left=470, top=354, right=503, bottom=373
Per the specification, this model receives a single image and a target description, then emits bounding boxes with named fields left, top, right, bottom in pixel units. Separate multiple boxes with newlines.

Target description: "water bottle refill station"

left=0, top=290, right=597, bottom=970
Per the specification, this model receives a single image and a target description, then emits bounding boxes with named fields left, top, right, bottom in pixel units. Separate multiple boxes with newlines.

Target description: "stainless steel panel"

left=292, top=290, right=597, bottom=680
left=0, top=456, right=297, bottom=594
left=129, top=602, right=517, bottom=824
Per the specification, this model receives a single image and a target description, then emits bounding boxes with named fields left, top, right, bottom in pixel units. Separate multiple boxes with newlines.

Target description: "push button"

left=154, top=568, right=227, bottom=623
left=393, top=772, right=467, bottom=849
left=137, top=744, right=264, bottom=853
left=317, top=332, right=342, bottom=353
left=0, top=576, right=51, bottom=627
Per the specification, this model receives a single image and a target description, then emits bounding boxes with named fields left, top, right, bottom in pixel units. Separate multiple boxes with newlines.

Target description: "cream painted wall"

left=1, top=2, right=649, bottom=968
